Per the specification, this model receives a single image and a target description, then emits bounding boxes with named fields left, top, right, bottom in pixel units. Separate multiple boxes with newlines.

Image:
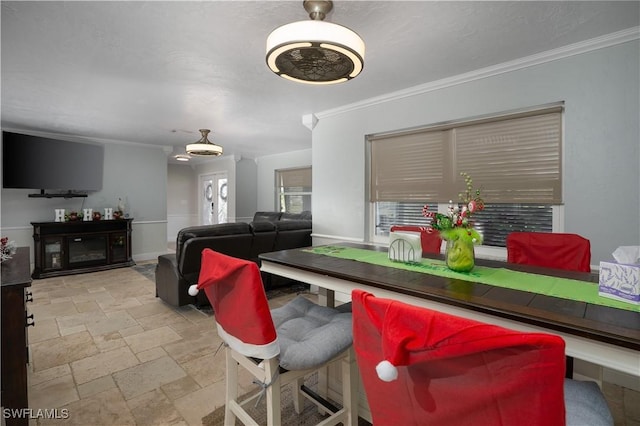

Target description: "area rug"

left=132, top=263, right=156, bottom=281
left=202, top=374, right=370, bottom=426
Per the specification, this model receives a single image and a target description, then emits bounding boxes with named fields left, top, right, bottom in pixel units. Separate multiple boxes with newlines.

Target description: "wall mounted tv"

left=2, top=131, right=104, bottom=198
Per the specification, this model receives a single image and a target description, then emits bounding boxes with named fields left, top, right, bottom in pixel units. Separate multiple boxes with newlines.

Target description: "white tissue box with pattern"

left=599, top=262, right=639, bottom=304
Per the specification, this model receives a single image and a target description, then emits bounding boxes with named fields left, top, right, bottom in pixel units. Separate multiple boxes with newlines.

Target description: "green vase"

left=445, top=237, right=475, bottom=272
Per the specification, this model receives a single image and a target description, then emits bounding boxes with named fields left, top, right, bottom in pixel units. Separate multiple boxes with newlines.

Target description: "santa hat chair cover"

left=352, top=289, right=567, bottom=426
left=506, top=232, right=591, bottom=272
left=190, top=248, right=279, bottom=359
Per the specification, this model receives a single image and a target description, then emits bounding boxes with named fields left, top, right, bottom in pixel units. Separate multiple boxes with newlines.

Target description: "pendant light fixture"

left=266, top=0, right=365, bottom=85
left=186, top=129, right=223, bottom=156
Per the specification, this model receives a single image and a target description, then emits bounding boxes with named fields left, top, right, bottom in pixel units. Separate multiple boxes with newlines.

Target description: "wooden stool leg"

left=292, top=377, right=305, bottom=414
left=224, top=347, right=238, bottom=426
left=341, top=347, right=359, bottom=426
left=265, top=358, right=281, bottom=426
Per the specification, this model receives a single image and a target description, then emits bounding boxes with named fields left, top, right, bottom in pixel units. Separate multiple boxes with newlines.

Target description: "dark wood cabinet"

left=32, top=219, right=134, bottom=279
left=1, top=247, right=33, bottom=426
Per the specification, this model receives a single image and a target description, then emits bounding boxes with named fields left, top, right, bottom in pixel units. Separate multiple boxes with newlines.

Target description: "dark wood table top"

left=1, top=247, right=32, bottom=289
left=260, top=243, right=640, bottom=351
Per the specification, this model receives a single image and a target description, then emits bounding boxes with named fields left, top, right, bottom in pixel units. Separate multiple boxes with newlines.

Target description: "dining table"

left=260, top=243, right=640, bottom=378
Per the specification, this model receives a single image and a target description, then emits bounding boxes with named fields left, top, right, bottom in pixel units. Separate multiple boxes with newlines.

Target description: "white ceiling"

left=2, top=1, right=638, bottom=164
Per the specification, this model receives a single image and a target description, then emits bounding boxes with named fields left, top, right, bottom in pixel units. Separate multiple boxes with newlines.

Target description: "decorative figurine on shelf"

left=92, top=211, right=102, bottom=221
left=67, top=211, right=81, bottom=221
left=83, top=209, right=93, bottom=221
left=55, top=209, right=65, bottom=222
left=116, top=197, right=126, bottom=218
left=104, top=208, right=113, bottom=220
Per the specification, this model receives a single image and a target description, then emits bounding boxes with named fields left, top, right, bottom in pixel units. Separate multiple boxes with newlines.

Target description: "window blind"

left=369, top=106, right=563, bottom=204
left=277, top=167, right=312, bottom=191
left=370, top=131, right=446, bottom=202
left=453, top=112, right=562, bottom=203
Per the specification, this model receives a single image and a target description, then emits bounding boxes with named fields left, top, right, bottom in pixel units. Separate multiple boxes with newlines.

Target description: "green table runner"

left=304, top=246, right=639, bottom=313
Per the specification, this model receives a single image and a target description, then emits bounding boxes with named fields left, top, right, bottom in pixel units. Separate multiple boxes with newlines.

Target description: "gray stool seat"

left=565, top=379, right=614, bottom=426
left=195, top=249, right=358, bottom=426
left=271, top=296, right=353, bottom=370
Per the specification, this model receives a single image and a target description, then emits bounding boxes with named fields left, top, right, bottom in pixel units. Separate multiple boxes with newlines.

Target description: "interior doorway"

left=199, top=172, right=228, bottom=225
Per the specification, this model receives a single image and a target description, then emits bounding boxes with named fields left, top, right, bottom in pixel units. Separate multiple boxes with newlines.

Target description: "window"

left=369, top=105, right=562, bottom=248
left=276, top=167, right=312, bottom=213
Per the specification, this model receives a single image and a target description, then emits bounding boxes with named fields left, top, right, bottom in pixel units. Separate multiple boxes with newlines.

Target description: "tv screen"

left=2, top=131, right=104, bottom=192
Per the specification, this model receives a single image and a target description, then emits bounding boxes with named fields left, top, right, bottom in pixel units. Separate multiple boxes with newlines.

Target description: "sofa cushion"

left=178, top=233, right=254, bottom=279
left=176, top=223, right=252, bottom=259
left=280, top=211, right=312, bottom=221
left=250, top=221, right=278, bottom=263
left=274, top=220, right=312, bottom=251
left=250, top=221, right=277, bottom=233
left=253, top=211, right=282, bottom=222
left=275, top=219, right=312, bottom=231
left=183, top=222, right=251, bottom=238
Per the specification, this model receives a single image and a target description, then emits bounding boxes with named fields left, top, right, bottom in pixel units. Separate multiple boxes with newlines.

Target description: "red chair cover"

left=196, top=249, right=279, bottom=359
left=390, top=225, right=442, bottom=254
left=506, top=232, right=591, bottom=272
left=352, top=289, right=567, bottom=426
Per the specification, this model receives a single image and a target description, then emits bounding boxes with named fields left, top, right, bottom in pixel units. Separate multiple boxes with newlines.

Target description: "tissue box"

left=389, top=231, right=422, bottom=263
left=598, top=261, right=640, bottom=304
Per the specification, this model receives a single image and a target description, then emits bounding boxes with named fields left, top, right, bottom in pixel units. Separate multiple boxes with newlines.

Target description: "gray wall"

left=167, top=163, right=198, bottom=240
left=1, top=142, right=169, bottom=261
left=236, top=158, right=258, bottom=222
left=312, top=40, right=640, bottom=264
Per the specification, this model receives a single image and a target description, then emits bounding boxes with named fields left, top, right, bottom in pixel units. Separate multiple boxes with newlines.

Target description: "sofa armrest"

left=156, top=253, right=197, bottom=307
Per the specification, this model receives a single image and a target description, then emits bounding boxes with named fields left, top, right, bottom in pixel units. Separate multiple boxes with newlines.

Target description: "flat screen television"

left=2, top=131, right=104, bottom=197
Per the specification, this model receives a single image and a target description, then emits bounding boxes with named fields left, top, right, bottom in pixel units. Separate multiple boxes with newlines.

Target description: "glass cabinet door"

left=43, top=237, right=64, bottom=270
left=110, top=233, right=127, bottom=263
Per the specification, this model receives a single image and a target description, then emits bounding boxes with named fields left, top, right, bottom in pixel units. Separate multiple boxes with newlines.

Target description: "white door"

left=200, top=173, right=228, bottom=225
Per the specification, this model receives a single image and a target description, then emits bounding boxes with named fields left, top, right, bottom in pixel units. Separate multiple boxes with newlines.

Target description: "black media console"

left=31, top=218, right=134, bottom=279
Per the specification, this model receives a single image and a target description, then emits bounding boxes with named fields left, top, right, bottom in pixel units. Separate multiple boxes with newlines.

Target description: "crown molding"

left=316, top=26, right=639, bottom=120
left=1, top=126, right=169, bottom=151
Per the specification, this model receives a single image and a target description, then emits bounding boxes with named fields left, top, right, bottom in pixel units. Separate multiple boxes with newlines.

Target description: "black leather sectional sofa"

left=155, top=211, right=312, bottom=307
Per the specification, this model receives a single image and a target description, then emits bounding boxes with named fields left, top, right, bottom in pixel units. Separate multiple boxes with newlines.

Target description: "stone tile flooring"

left=26, top=262, right=296, bottom=425
left=22, top=261, right=640, bottom=425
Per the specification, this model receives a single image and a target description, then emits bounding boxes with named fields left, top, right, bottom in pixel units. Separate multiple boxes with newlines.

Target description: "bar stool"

left=507, top=231, right=592, bottom=377
left=506, top=232, right=592, bottom=272
left=352, top=289, right=613, bottom=426
left=190, top=249, right=358, bottom=426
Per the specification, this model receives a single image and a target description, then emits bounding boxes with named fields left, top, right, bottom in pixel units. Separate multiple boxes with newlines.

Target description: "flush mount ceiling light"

left=186, top=129, right=223, bottom=156
left=174, top=154, right=191, bottom=162
left=266, top=0, right=365, bottom=85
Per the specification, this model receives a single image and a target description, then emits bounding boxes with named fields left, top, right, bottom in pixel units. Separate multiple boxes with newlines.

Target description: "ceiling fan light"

left=185, top=129, right=223, bottom=156
left=265, top=4, right=365, bottom=85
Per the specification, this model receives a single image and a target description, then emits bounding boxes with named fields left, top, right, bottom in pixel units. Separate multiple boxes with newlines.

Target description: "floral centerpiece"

left=1, top=237, right=17, bottom=263
left=422, top=172, right=485, bottom=272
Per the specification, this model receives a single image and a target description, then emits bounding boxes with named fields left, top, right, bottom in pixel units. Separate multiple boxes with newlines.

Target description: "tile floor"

left=25, top=261, right=292, bottom=425
left=20, top=261, right=640, bottom=425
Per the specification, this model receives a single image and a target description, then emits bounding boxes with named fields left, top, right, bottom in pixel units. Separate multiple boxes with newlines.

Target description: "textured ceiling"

left=1, top=1, right=638, bottom=164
